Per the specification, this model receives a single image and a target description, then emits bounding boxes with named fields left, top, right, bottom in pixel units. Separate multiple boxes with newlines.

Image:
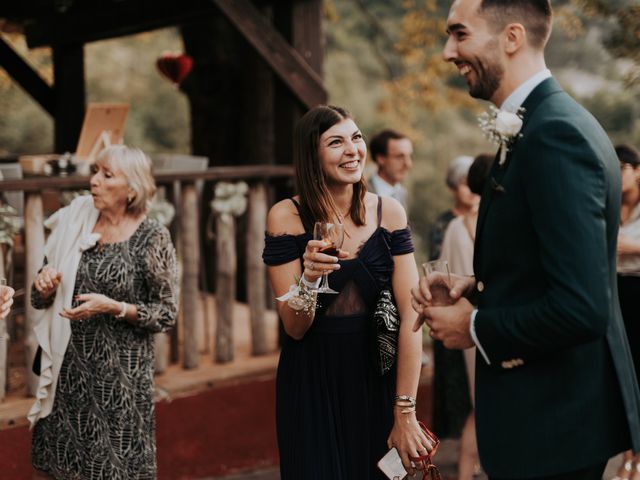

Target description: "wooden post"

left=247, top=183, right=268, bottom=355
left=215, top=213, right=236, bottom=363
left=24, top=193, right=45, bottom=395
left=154, top=333, right=168, bottom=374
left=180, top=183, right=202, bottom=369
left=0, top=247, right=7, bottom=401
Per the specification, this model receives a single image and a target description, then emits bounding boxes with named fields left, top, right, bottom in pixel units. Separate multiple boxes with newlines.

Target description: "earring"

left=127, top=195, right=134, bottom=204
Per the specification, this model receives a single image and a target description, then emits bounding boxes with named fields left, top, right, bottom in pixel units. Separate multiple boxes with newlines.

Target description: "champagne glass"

left=422, top=260, right=453, bottom=306
left=313, top=222, right=345, bottom=294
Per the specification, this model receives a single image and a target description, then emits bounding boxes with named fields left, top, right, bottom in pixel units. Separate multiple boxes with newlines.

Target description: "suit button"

left=477, top=281, right=485, bottom=292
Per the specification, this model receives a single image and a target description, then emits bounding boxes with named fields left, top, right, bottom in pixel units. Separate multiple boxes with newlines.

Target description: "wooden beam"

left=24, top=1, right=218, bottom=48
left=212, top=0, right=326, bottom=108
left=0, top=36, right=54, bottom=115
left=0, top=164, right=294, bottom=192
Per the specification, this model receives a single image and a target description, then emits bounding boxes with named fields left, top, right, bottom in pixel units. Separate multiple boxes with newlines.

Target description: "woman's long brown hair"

left=293, top=105, right=367, bottom=232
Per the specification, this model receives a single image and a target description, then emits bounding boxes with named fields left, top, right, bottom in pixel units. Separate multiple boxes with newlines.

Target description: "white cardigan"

left=28, top=195, right=100, bottom=428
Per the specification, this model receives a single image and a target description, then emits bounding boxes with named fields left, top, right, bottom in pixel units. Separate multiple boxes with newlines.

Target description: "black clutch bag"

left=373, top=289, right=400, bottom=375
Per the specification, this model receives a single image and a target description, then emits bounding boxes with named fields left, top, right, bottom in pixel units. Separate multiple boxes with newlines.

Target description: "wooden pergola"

left=0, top=0, right=327, bottom=157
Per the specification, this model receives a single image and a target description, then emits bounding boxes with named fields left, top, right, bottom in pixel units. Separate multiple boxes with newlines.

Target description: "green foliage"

left=581, top=90, right=637, bottom=134
left=84, top=30, right=190, bottom=154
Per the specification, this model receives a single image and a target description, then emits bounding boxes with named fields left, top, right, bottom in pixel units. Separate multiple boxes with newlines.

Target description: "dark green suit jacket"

left=473, top=78, right=640, bottom=478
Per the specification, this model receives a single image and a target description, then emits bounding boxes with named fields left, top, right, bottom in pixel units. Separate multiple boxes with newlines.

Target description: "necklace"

left=336, top=208, right=352, bottom=239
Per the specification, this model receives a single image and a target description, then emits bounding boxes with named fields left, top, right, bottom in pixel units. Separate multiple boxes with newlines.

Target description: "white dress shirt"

left=369, top=173, right=408, bottom=208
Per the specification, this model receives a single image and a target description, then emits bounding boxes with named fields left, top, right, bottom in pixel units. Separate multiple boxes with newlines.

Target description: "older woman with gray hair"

left=29, top=145, right=178, bottom=479
left=428, top=155, right=476, bottom=261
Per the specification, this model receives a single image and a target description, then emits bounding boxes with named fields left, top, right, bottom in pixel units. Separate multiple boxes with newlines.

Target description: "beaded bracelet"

left=395, top=394, right=417, bottom=406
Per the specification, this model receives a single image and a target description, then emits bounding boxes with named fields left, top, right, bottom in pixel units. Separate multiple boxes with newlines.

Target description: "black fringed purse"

left=373, top=289, right=400, bottom=375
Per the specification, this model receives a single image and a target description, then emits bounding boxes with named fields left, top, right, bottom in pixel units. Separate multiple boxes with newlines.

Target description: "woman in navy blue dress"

left=263, top=105, right=430, bottom=479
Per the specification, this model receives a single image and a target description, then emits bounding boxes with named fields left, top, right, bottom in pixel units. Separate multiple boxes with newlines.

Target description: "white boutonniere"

left=478, top=106, right=525, bottom=166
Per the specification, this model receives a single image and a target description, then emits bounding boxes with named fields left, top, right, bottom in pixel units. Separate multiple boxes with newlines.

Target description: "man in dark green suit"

left=411, top=0, right=640, bottom=479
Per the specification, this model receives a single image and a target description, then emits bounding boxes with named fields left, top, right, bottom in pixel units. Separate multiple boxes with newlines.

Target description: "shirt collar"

left=500, top=69, right=552, bottom=113
left=371, top=173, right=400, bottom=194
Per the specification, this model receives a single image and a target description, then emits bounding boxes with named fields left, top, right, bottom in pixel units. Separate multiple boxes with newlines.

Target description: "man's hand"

left=411, top=274, right=476, bottom=331
left=420, top=297, right=475, bottom=350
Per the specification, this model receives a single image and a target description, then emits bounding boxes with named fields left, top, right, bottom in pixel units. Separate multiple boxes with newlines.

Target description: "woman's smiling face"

left=318, top=118, right=367, bottom=187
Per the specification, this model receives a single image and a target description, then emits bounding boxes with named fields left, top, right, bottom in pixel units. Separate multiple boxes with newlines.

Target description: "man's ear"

left=504, top=23, right=526, bottom=54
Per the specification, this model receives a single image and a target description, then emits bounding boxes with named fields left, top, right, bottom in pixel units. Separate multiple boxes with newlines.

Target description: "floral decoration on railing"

left=210, top=182, right=249, bottom=225
left=0, top=203, right=19, bottom=248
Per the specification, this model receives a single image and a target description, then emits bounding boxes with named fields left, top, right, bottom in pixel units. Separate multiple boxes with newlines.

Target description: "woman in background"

left=30, top=145, right=178, bottom=479
left=438, top=153, right=492, bottom=480
left=263, top=105, right=429, bottom=478
left=614, top=144, right=640, bottom=480
left=428, top=155, right=477, bottom=452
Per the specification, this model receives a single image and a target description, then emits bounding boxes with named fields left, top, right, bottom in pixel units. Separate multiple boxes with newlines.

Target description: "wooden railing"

left=0, top=165, right=294, bottom=400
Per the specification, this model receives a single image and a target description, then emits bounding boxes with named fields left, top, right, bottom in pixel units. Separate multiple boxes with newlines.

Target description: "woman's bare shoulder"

left=379, top=196, right=408, bottom=231
left=267, top=198, right=305, bottom=236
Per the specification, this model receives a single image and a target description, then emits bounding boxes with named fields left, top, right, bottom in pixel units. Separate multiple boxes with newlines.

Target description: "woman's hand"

left=387, top=412, right=434, bottom=476
left=617, top=233, right=640, bottom=256
left=0, top=285, right=15, bottom=320
left=34, top=266, right=62, bottom=299
left=301, top=239, right=349, bottom=283
left=60, top=293, right=119, bottom=321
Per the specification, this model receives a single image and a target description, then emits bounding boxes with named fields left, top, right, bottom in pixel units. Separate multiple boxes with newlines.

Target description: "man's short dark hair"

left=369, top=129, right=407, bottom=164
left=480, top=0, right=552, bottom=50
left=616, top=144, right=640, bottom=168
left=468, top=153, right=494, bottom=195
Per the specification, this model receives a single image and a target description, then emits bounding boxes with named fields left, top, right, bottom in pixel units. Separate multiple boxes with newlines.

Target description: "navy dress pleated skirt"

left=263, top=197, right=414, bottom=479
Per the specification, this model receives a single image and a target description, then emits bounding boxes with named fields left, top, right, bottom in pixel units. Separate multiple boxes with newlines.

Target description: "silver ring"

left=309, top=262, right=315, bottom=271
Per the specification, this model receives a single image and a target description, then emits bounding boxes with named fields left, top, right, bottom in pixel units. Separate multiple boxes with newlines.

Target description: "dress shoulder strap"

left=377, top=195, right=382, bottom=227
left=290, top=198, right=312, bottom=233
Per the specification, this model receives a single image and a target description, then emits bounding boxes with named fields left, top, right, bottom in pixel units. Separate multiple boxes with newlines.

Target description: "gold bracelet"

left=395, top=394, right=416, bottom=404
left=394, top=395, right=416, bottom=409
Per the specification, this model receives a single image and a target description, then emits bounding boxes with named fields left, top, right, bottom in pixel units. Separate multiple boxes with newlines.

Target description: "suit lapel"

left=473, top=77, right=564, bottom=275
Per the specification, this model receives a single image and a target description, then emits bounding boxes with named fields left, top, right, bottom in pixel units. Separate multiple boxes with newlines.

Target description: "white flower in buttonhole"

left=478, top=106, right=525, bottom=166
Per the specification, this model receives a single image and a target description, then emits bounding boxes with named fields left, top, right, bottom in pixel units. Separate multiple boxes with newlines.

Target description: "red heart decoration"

left=156, top=53, right=193, bottom=86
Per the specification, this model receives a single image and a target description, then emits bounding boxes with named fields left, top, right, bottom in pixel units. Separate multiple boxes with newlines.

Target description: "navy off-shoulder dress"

left=263, top=197, right=414, bottom=479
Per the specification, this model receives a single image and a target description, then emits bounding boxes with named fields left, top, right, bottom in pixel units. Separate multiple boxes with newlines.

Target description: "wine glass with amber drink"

left=313, top=222, right=345, bottom=294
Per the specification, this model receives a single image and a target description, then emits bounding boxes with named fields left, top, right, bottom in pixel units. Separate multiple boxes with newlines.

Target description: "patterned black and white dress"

left=31, top=218, right=178, bottom=480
